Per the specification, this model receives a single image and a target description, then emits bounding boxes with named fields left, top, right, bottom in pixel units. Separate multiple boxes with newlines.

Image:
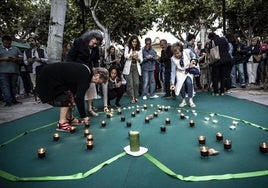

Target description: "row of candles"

left=38, top=129, right=94, bottom=158
left=38, top=105, right=268, bottom=158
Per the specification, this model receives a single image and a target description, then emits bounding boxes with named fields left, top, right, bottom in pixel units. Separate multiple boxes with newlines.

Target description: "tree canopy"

left=1, top=0, right=267, bottom=46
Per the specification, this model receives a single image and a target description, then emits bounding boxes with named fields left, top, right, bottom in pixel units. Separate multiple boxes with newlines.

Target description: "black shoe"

left=241, top=85, right=246, bottom=88
left=12, top=100, right=22, bottom=105
left=5, top=102, right=12, bottom=107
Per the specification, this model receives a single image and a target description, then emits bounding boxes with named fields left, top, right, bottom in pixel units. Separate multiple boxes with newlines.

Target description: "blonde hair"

left=92, top=67, right=109, bottom=83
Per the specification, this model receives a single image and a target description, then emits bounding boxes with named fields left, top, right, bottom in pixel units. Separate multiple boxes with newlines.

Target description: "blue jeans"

left=231, top=63, right=245, bottom=87
left=0, top=73, right=19, bottom=103
left=142, top=70, right=155, bottom=96
left=180, top=76, right=193, bottom=98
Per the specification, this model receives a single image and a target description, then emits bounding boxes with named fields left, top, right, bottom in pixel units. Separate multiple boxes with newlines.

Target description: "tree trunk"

left=47, top=0, right=66, bottom=63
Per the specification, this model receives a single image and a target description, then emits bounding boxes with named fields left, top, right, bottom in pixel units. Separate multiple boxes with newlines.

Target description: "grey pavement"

left=0, top=87, right=267, bottom=125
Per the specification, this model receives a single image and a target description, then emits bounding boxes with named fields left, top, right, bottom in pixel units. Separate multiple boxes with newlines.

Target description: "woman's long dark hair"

left=127, top=35, right=141, bottom=52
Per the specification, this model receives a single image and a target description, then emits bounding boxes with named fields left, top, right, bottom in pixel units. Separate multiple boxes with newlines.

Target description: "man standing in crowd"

left=0, top=35, right=23, bottom=106
left=23, top=36, right=48, bottom=100
left=159, top=39, right=176, bottom=99
left=141, top=37, right=159, bottom=100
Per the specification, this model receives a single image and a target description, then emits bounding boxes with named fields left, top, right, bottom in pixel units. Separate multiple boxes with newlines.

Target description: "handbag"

left=186, top=67, right=200, bottom=75
left=209, top=40, right=220, bottom=64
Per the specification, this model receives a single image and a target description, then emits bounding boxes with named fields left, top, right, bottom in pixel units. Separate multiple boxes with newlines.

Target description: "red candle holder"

left=189, top=120, right=195, bottom=127
left=165, top=118, right=170, bottom=124
left=136, top=108, right=140, bottom=114
left=131, top=112, right=136, bottom=117
left=200, top=146, right=209, bottom=157
left=53, top=133, right=60, bottom=141
left=70, top=126, right=76, bottom=133
left=87, top=134, right=93, bottom=141
left=145, top=116, right=150, bottom=123
left=160, top=126, right=166, bottom=132
left=224, top=140, right=232, bottom=150
left=126, top=121, right=132, bottom=127
left=117, top=108, right=122, bottom=115
left=121, top=116, right=125, bottom=122
left=198, top=136, right=206, bottom=145
left=143, top=104, right=147, bottom=110
left=84, top=129, right=90, bottom=137
left=180, top=113, right=185, bottom=119
left=216, top=132, right=223, bottom=141
left=154, top=112, right=158, bottom=117
left=38, top=148, right=46, bottom=159
left=259, top=142, right=268, bottom=153
left=87, top=141, right=94, bottom=150
left=101, top=120, right=106, bottom=127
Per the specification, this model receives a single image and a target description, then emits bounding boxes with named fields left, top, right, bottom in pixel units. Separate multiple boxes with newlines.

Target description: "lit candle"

left=143, top=104, right=147, bottom=110
left=145, top=116, right=150, bottom=123
left=198, top=136, right=206, bottom=145
left=86, top=140, right=94, bottom=150
left=129, top=131, right=140, bottom=152
left=106, top=113, right=112, bottom=118
left=53, top=133, right=60, bottom=141
left=224, top=139, right=232, bottom=150
left=158, top=106, right=162, bottom=111
left=84, top=122, right=90, bottom=128
left=101, top=120, right=106, bottom=127
left=126, top=121, right=132, bottom=127
left=160, top=126, right=166, bottom=132
left=200, top=146, right=209, bottom=157
left=38, top=148, right=46, bottom=159
left=216, top=132, right=223, bottom=141
left=121, top=116, right=125, bottom=122
left=87, top=134, right=93, bottom=141
left=84, top=129, right=90, bottom=137
left=165, top=118, right=170, bottom=124
left=153, top=112, right=158, bottom=117
left=136, top=108, right=140, bottom=114
left=70, top=126, right=76, bottom=133
left=189, top=120, right=195, bottom=127
left=164, top=106, right=168, bottom=111
left=131, top=112, right=136, bottom=117
left=180, top=113, right=185, bottom=119
left=259, top=142, right=268, bottom=153
left=117, top=108, right=122, bottom=114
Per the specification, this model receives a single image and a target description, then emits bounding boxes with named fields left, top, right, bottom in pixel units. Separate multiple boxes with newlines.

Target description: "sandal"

left=68, top=117, right=83, bottom=125
left=88, top=110, right=99, bottom=117
left=56, top=122, right=72, bottom=132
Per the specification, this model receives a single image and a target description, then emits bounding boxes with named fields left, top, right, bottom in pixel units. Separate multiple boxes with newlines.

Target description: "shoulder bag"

left=209, top=40, right=220, bottom=64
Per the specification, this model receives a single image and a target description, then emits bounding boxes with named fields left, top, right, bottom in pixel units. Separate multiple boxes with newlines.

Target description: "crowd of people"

left=0, top=30, right=267, bottom=132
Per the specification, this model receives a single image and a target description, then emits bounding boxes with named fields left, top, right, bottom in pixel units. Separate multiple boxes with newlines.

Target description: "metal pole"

left=222, top=0, right=226, bottom=35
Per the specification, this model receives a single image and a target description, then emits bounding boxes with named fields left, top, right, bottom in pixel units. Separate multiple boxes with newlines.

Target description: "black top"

left=36, top=63, right=92, bottom=118
left=160, top=45, right=173, bottom=71
left=67, top=37, right=100, bottom=68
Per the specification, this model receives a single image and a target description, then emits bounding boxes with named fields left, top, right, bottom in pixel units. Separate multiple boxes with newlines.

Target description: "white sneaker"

left=150, top=94, right=159, bottom=99
left=143, top=96, right=147, bottom=100
left=179, top=101, right=187, bottom=107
